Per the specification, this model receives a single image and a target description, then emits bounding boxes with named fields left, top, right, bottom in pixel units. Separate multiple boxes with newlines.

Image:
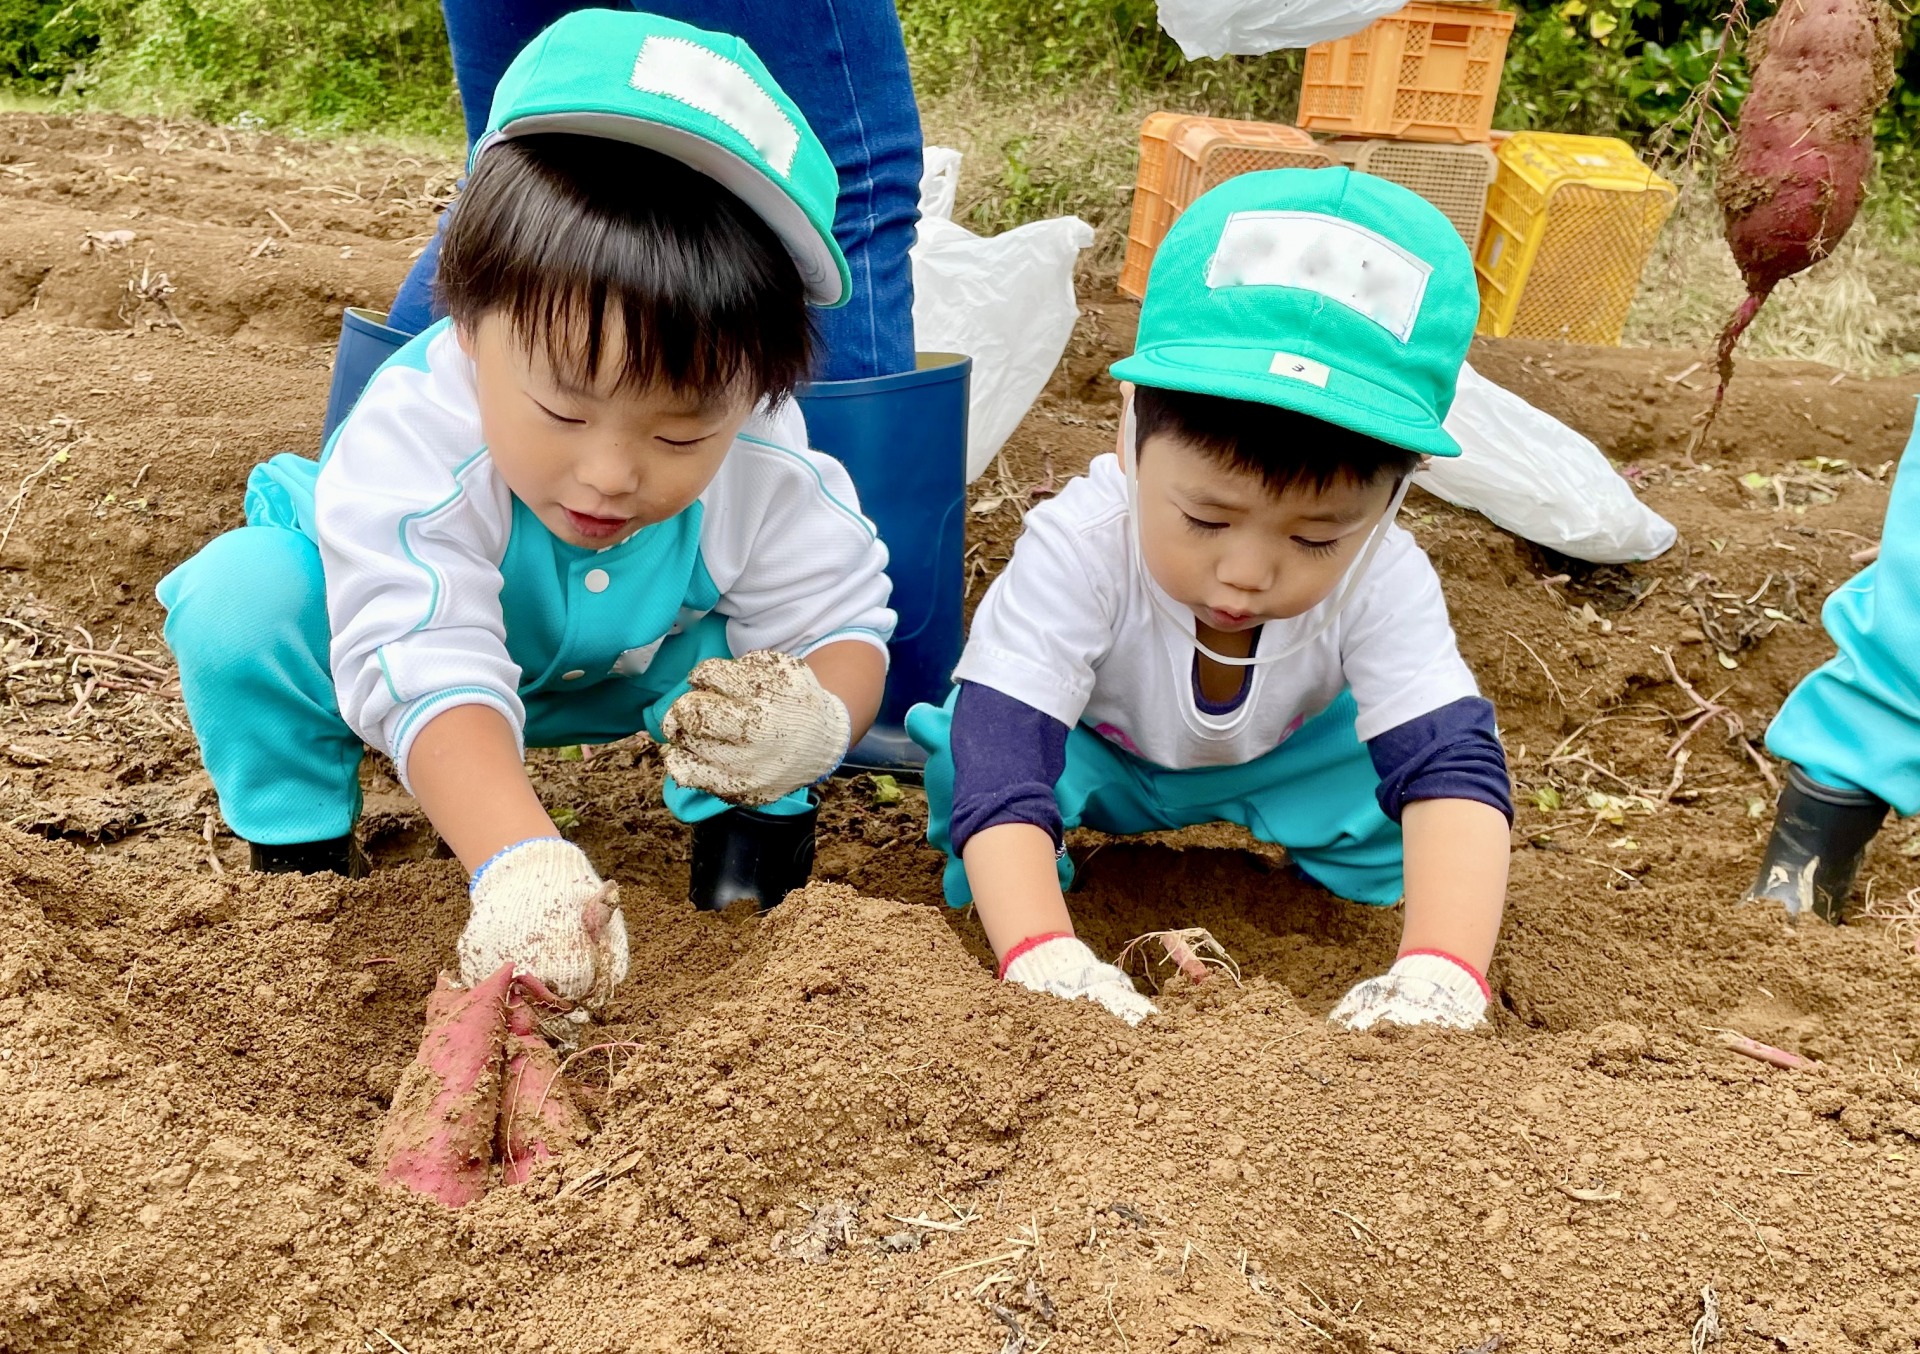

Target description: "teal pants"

left=158, top=474, right=808, bottom=845
left=1767, top=410, right=1920, bottom=815
left=907, top=687, right=1404, bottom=908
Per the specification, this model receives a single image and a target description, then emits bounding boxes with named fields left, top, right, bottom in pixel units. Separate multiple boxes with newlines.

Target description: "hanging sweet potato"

left=1706, top=0, right=1900, bottom=429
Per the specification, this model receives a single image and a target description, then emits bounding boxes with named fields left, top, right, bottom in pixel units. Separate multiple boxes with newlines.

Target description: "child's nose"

left=576, top=444, right=639, bottom=498
left=1216, top=546, right=1274, bottom=594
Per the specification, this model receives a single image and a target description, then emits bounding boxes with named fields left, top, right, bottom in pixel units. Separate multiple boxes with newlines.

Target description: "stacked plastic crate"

left=1119, top=3, right=1679, bottom=346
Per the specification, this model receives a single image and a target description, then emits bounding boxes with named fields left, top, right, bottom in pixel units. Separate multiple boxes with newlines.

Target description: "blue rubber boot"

left=321, top=307, right=413, bottom=446
left=797, top=353, right=970, bottom=775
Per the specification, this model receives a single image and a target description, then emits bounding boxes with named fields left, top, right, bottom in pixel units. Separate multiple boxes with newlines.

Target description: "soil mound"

left=4, top=113, right=1920, bottom=1352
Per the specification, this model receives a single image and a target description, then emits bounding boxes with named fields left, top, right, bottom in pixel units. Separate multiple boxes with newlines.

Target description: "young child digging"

left=910, top=170, right=1512, bottom=1030
left=157, top=11, right=892, bottom=1012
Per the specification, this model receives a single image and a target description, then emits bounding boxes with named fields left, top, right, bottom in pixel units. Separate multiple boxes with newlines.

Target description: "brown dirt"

left=2, top=113, right=1919, bottom=1353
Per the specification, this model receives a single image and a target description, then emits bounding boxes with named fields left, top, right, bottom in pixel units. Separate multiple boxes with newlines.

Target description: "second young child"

left=911, top=169, right=1513, bottom=1030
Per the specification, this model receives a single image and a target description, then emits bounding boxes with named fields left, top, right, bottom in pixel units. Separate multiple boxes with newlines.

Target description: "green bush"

left=0, top=0, right=101, bottom=88
left=1, top=0, right=456, bottom=133
left=1, top=0, right=1917, bottom=155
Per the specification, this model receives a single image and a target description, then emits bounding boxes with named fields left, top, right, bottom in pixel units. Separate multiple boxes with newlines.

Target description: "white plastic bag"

left=1155, top=0, right=1406, bottom=60
left=1422, top=364, right=1677, bottom=564
left=910, top=148, right=1095, bottom=482
left=919, top=145, right=962, bottom=225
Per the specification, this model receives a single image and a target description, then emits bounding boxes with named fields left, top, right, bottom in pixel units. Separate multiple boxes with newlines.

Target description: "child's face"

left=459, top=313, right=758, bottom=549
left=1127, top=426, right=1399, bottom=634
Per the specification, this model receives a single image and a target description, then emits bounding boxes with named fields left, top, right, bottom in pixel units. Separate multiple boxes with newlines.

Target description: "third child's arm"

left=1399, top=796, right=1509, bottom=975
left=962, top=821, right=1074, bottom=960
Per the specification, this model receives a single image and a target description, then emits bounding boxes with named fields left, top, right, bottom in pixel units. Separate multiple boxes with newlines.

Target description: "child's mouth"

left=563, top=508, right=631, bottom=540
left=1204, top=607, right=1257, bottom=630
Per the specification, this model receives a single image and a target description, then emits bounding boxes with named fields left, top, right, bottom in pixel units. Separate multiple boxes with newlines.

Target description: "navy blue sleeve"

left=1367, top=696, right=1513, bottom=824
left=949, top=680, right=1070, bottom=857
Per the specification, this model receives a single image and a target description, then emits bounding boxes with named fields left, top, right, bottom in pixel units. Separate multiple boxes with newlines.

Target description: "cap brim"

left=476, top=113, right=849, bottom=307
left=1110, top=343, right=1461, bottom=458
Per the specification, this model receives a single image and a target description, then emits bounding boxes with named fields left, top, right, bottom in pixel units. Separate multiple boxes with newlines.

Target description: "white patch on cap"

left=1268, top=351, right=1330, bottom=387
left=630, top=36, right=798, bottom=177
left=1207, top=211, right=1431, bottom=343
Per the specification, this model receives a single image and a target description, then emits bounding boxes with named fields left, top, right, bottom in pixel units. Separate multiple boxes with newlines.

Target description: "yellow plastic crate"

left=1474, top=132, right=1676, bottom=345
left=1321, top=137, right=1497, bottom=249
left=1120, top=115, right=1332, bottom=299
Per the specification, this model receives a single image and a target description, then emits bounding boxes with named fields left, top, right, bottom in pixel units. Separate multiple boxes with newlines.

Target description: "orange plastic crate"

left=1119, top=115, right=1332, bottom=299
left=1298, top=3, right=1515, bottom=144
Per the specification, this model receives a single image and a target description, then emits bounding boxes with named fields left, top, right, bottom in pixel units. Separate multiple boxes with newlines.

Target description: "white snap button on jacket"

left=583, top=568, right=610, bottom=593
left=560, top=669, right=586, bottom=681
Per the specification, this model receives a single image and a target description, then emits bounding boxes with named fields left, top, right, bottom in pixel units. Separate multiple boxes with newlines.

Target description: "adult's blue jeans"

left=389, top=0, right=921, bottom=382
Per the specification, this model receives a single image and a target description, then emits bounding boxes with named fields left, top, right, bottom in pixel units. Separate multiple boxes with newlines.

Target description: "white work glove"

left=459, top=838, right=629, bottom=1011
left=660, top=650, right=850, bottom=806
left=1329, top=952, right=1488, bottom=1032
left=1002, top=935, right=1158, bottom=1026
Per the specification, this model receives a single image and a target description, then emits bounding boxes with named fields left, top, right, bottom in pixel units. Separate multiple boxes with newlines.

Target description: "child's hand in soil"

left=660, top=651, right=850, bottom=806
left=459, top=838, right=629, bottom=1011
left=1329, top=953, right=1487, bottom=1032
left=1003, top=935, right=1158, bottom=1026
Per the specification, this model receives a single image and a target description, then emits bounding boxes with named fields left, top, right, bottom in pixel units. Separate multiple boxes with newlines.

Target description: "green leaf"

left=1740, top=472, right=1773, bottom=490
left=549, top=805, right=581, bottom=832
left=870, top=774, right=904, bottom=806
left=558, top=745, right=583, bottom=762
left=1532, top=786, right=1563, bottom=812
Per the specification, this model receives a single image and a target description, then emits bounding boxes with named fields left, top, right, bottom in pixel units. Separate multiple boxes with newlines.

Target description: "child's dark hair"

left=1132, top=384, right=1421, bottom=495
left=438, top=134, right=812, bottom=403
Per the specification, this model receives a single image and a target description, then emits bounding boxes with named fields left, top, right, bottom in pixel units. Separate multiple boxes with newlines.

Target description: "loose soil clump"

left=2, top=114, right=1919, bottom=1352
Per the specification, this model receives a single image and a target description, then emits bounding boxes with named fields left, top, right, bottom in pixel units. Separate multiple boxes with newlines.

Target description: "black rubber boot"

left=689, top=795, right=818, bottom=912
left=248, top=833, right=370, bottom=878
left=1748, top=764, right=1888, bottom=922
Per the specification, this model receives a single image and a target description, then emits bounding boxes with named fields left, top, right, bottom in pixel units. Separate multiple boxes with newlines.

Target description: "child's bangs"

left=438, top=135, right=813, bottom=404
left=1133, top=384, right=1421, bottom=498
left=503, top=270, right=764, bottom=404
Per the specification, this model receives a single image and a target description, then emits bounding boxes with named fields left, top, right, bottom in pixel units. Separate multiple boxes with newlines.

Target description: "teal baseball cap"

left=473, top=10, right=850, bottom=307
left=1111, top=167, right=1479, bottom=457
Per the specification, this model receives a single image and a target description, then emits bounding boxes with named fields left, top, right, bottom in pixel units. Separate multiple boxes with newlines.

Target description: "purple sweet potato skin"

left=1718, top=0, right=1899, bottom=294
left=374, top=964, right=514, bottom=1208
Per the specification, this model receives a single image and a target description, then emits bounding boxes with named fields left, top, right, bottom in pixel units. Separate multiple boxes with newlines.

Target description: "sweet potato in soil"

left=374, top=963, right=590, bottom=1205
left=1708, top=0, right=1900, bottom=424
left=372, top=965, right=514, bottom=1207
left=498, top=984, right=592, bottom=1185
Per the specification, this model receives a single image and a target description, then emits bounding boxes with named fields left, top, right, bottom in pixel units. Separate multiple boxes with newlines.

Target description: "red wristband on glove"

left=1399, top=948, right=1492, bottom=1002
left=996, top=931, right=1074, bottom=981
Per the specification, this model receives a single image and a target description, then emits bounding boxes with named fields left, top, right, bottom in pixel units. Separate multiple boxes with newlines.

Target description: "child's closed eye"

left=1293, top=536, right=1342, bottom=555
left=1181, top=512, right=1227, bottom=534
left=531, top=397, right=585, bottom=426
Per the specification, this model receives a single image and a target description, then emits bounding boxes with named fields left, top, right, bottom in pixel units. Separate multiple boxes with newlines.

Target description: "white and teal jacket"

left=303, top=321, right=894, bottom=787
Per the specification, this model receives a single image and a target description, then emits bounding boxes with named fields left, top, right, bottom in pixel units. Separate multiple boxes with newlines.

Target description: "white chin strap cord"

left=1121, top=402, right=1413, bottom=668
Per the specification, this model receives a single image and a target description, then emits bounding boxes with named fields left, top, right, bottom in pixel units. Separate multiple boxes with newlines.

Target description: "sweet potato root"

left=497, top=986, right=592, bottom=1186
left=374, top=963, right=514, bottom=1208
left=1706, top=0, right=1900, bottom=430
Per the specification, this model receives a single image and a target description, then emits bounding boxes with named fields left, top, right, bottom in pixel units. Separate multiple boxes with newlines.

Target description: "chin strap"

left=1120, top=400, right=1413, bottom=669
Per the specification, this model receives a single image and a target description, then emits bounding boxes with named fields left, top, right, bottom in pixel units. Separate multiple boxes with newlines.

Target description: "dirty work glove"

left=660, top=651, right=850, bottom=807
left=1001, top=934, right=1158, bottom=1026
left=1329, top=951, right=1488, bottom=1032
left=459, top=838, right=629, bottom=1012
